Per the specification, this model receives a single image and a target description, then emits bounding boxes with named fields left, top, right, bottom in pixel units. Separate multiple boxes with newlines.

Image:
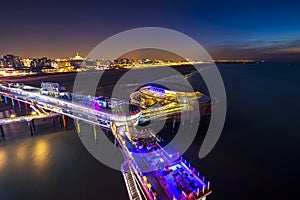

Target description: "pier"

left=0, top=82, right=211, bottom=200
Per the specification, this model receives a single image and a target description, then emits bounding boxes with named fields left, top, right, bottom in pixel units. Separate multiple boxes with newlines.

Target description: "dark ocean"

left=0, top=63, right=299, bottom=199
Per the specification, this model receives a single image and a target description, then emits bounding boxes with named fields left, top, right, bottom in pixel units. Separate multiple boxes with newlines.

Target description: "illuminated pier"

left=0, top=82, right=211, bottom=200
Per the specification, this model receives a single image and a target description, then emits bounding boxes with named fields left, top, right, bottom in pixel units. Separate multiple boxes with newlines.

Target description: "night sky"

left=1, top=0, right=299, bottom=61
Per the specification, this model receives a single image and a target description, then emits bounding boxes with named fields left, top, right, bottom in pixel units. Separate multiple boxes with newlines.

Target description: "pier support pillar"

left=25, top=103, right=29, bottom=111
left=32, top=119, right=36, bottom=133
left=93, top=124, right=97, bottom=141
left=28, top=121, right=33, bottom=136
left=4, top=96, right=8, bottom=104
left=11, top=98, right=15, bottom=106
left=0, top=94, right=2, bottom=102
left=59, top=115, right=63, bottom=128
left=76, top=119, right=80, bottom=134
left=0, top=125, right=4, bottom=138
left=52, top=117, right=55, bottom=126
left=18, top=100, right=21, bottom=110
left=62, top=115, right=68, bottom=131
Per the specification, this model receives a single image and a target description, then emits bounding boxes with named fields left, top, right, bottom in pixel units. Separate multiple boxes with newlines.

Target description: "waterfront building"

left=30, top=57, right=52, bottom=69
left=111, top=57, right=131, bottom=68
left=2, top=54, right=23, bottom=69
left=22, top=58, right=32, bottom=67
left=70, top=52, right=84, bottom=68
left=55, top=59, right=71, bottom=69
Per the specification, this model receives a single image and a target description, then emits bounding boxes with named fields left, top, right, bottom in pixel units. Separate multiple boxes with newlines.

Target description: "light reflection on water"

left=16, top=142, right=27, bottom=163
left=32, top=139, right=50, bottom=170
left=0, top=149, right=7, bottom=171
left=0, top=138, right=51, bottom=171
left=0, top=105, right=51, bottom=171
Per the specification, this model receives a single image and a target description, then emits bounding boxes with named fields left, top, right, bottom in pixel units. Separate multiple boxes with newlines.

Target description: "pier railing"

left=180, top=157, right=210, bottom=191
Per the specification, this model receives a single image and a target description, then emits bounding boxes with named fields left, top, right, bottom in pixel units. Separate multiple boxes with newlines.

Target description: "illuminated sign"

left=147, top=86, right=165, bottom=96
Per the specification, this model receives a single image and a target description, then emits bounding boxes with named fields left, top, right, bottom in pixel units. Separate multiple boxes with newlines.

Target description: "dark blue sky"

left=1, top=0, right=299, bottom=61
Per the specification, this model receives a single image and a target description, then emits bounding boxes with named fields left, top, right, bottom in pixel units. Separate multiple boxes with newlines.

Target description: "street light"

left=10, top=114, right=16, bottom=118
left=31, top=111, right=37, bottom=115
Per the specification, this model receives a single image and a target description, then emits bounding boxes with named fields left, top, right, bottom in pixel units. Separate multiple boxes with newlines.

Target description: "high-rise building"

left=0, top=56, right=4, bottom=68
left=22, top=58, right=32, bottom=67
left=30, top=57, right=52, bottom=69
left=2, top=54, right=23, bottom=69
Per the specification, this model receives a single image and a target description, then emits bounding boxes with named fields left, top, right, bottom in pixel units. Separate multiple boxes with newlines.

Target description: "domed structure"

left=70, top=52, right=84, bottom=68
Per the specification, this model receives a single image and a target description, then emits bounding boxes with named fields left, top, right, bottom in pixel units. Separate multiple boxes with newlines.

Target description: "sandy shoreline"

left=0, top=66, right=201, bottom=97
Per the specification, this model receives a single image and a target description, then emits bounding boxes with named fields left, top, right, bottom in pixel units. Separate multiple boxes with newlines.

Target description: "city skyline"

left=0, top=50, right=255, bottom=62
left=1, top=0, right=300, bottom=62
